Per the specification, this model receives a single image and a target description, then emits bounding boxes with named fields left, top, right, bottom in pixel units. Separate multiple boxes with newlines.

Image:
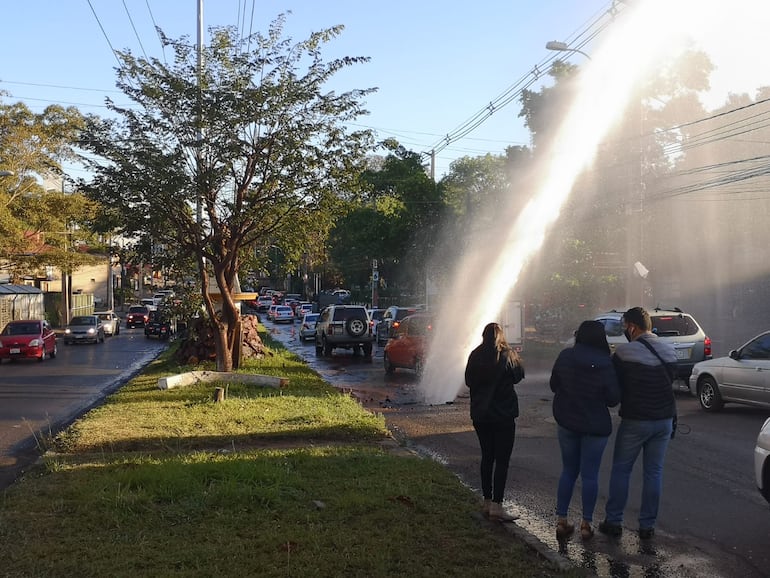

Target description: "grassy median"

left=0, top=330, right=571, bottom=577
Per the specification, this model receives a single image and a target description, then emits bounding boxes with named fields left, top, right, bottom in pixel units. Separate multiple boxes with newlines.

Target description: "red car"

left=383, top=313, right=434, bottom=376
left=0, top=319, right=57, bottom=363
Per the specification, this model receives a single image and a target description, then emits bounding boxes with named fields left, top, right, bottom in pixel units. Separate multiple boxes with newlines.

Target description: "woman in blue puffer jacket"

left=550, top=320, right=620, bottom=542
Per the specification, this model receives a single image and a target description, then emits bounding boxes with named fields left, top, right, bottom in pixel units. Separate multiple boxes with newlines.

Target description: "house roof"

left=0, top=284, right=43, bottom=295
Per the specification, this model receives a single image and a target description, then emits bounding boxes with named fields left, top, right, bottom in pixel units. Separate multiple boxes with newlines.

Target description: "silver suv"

left=315, top=305, right=375, bottom=357
left=591, top=308, right=712, bottom=392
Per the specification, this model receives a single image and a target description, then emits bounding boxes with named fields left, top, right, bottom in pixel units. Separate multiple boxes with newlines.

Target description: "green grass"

left=0, top=329, right=574, bottom=577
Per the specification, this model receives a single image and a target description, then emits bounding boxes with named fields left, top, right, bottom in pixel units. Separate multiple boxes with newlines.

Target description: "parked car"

left=315, top=305, right=375, bottom=357
left=575, top=308, right=711, bottom=391
left=376, top=306, right=418, bottom=346
left=689, top=330, right=770, bottom=411
left=299, top=313, right=320, bottom=341
left=272, top=305, right=294, bottom=324
left=95, top=311, right=121, bottom=336
left=755, top=417, right=770, bottom=505
left=144, top=309, right=176, bottom=340
left=63, top=315, right=105, bottom=344
left=126, top=305, right=151, bottom=328
left=383, top=313, right=435, bottom=376
left=0, top=319, right=57, bottom=362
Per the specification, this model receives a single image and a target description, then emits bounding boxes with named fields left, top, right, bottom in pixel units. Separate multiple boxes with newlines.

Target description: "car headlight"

left=28, top=339, right=42, bottom=347
left=64, top=328, right=71, bottom=334
left=87, top=328, right=95, bottom=334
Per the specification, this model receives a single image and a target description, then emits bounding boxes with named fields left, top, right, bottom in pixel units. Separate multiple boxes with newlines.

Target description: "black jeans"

left=473, top=420, right=516, bottom=503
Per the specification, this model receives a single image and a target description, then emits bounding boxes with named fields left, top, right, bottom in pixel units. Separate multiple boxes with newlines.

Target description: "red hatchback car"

left=0, top=319, right=57, bottom=363
left=383, top=313, right=434, bottom=376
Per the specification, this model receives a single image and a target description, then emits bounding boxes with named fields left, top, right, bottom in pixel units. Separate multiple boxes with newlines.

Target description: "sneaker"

left=638, top=527, right=655, bottom=539
left=598, top=520, right=623, bottom=536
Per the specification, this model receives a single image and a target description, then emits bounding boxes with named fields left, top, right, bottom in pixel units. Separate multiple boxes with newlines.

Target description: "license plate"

left=675, top=348, right=690, bottom=360
left=10, top=348, right=20, bottom=354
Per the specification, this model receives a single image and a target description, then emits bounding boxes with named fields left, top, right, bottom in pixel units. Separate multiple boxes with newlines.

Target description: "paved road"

left=0, top=327, right=166, bottom=488
left=269, top=321, right=770, bottom=578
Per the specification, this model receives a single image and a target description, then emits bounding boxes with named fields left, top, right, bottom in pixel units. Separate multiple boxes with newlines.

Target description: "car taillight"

left=392, top=321, right=401, bottom=329
left=704, top=336, right=712, bottom=357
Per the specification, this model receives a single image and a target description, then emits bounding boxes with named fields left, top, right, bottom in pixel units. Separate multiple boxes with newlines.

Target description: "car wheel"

left=698, top=376, right=724, bottom=412
left=346, top=317, right=367, bottom=337
left=353, top=345, right=362, bottom=356
left=363, top=343, right=373, bottom=357
left=50, top=343, right=57, bottom=359
left=377, top=328, right=385, bottom=346
left=384, top=352, right=395, bottom=374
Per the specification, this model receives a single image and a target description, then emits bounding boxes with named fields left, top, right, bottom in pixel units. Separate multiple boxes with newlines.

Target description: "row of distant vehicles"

left=0, top=292, right=179, bottom=363
left=261, top=298, right=432, bottom=376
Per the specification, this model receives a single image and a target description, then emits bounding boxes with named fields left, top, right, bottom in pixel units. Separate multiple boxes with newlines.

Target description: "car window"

left=395, top=308, right=415, bottom=320
left=599, top=318, right=624, bottom=337
left=332, top=308, right=366, bottom=322
left=651, top=314, right=698, bottom=337
left=7, top=322, right=39, bottom=335
left=741, top=334, right=770, bottom=360
left=410, top=317, right=433, bottom=336
left=370, top=310, right=384, bottom=321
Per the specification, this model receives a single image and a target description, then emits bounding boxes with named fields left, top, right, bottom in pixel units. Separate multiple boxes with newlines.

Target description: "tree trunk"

left=214, top=323, right=234, bottom=372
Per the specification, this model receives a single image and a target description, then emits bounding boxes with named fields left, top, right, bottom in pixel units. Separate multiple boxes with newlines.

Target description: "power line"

left=86, top=0, right=123, bottom=68
left=122, top=0, right=150, bottom=60
left=422, top=0, right=627, bottom=158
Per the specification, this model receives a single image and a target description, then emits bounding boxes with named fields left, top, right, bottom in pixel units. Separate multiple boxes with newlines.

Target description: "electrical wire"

left=422, top=0, right=627, bottom=158
left=122, top=0, right=149, bottom=60
left=86, top=0, right=123, bottom=68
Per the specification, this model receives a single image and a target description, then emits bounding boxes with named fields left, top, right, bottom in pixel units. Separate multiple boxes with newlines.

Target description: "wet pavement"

left=268, top=322, right=768, bottom=578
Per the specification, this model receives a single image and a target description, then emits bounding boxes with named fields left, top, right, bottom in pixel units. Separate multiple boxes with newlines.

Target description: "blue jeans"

left=556, top=426, right=609, bottom=521
left=605, top=418, right=673, bottom=529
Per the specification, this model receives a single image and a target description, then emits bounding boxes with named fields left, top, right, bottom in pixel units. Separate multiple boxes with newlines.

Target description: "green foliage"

left=0, top=98, right=99, bottom=280
left=328, top=144, right=446, bottom=298
left=79, top=16, right=376, bottom=369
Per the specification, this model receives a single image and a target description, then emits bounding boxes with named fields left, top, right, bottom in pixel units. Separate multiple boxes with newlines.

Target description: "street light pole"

left=545, top=41, right=592, bottom=60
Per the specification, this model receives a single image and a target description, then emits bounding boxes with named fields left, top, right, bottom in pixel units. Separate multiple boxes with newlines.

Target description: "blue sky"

left=1, top=1, right=767, bottom=180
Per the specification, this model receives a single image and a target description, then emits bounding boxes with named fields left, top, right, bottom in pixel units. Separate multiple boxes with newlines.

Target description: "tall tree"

left=81, top=17, right=375, bottom=370
left=0, top=98, right=98, bottom=282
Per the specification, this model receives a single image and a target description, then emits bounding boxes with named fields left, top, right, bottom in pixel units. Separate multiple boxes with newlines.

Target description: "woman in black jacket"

left=465, top=322, right=525, bottom=522
left=550, top=320, right=620, bottom=541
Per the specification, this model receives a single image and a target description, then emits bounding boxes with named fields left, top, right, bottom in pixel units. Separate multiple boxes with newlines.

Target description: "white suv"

left=315, top=305, right=375, bottom=357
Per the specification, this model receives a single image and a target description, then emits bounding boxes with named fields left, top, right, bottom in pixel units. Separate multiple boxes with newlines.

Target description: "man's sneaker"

left=598, top=521, right=623, bottom=536
left=638, top=527, right=655, bottom=539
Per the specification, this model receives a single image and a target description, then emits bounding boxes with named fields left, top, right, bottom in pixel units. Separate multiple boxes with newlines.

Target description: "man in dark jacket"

left=599, top=307, right=677, bottom=540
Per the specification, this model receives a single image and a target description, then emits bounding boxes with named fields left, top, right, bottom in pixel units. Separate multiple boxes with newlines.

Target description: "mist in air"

left=418, top=0, right=739, bottom=404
